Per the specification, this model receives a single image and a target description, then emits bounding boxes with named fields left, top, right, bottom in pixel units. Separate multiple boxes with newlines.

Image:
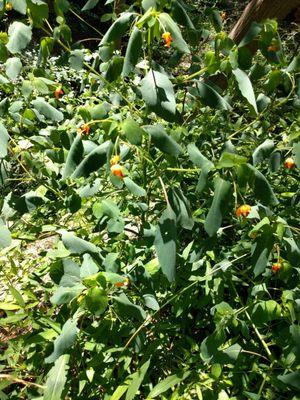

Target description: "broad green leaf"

left=144, top=124, right=182, bottom=156
left=45, top=318, right=78, bottom=364
left=27, top=0, right=49, bottom=27
left=200, top=329, right=226, bottom=363
left=6, top=22, right=32, bottom=54
left=148, top=371, right=190, bottom=398
left=80, top=254, right=99, bottom=279
left=140, top=70, right=177, bottom=122
left=99, top=12, right=136, bottom=46
left=196, top=82, right=231, bottom=110
left=251, top=300, right=281, bottom=326
left=247, top=164, right=278, bottom=205
left=69, top=49, right=84, bottom=71
left=5, top=57, right=22, bottom=80
left=143, top=294, right=160, bottom=311
left=284, top=237, right=300, bottom=266
left=142, top=0, right=156, bottom=11
left=293, top=142, right=300, bottom=168
left=32, top=98, right=63, bottom=122
left=71, top=141, right=110, bottom=178
left=62, top=135, right=84, bottom=179
left=171, top=0, right=195, bottom=29
left=51, top=285, right=84, bottom=305
left=154, top=206, right=177, bottom=282
left=233, top=69, right=258, bottom=113
left=61, top=232, right=101, bottom=256
left=251, top=225, right=274, bottom=276
left=169, top=187, right=194, bottom=230
left=44, top=355, right=69, bottom=400
left=252, top=139, right=274, bottom=166
left=59, top=259, right=81, bottom=287
left=122, top=27, right=142, bottom=77
left=9, top=286, right=25, bottom=308
left=0, top=41, right=8, bottom=62
left=0, top=225, right=11, bottom=250
left=126, top=359, right=151, bottom=400
left=277, top=372, right=300, bottom=390
left=11, top=0, right=26, bottom=14
left=187, top=143, right=214, bottom=192
left=216, top=152, right=247, bottom=168
left=0, top=123, right=9, bottom=158
left=124, top=177, right=146, bottom=197
left=85, top=287, right=108, bottom=315
left=158, top=13, right=190, bottom=53
left=238, top=21, right=261, bottom=47
left=204, top=177, right=232, bottom=237
left=110, top=384, right=129, bottom=400
left=93, top=199, right=120, bottom=219
left=82, top=0, right=99, bottom=11
left=114, top=293, right=146, bottom=321
left=122, top=118, right=144, bottom=145
left=9, top=192, right=44, bottom=213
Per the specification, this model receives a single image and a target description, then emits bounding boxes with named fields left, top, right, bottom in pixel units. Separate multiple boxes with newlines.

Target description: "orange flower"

left=55, top=86, right=64, bottom=99
left=110, top=155, right=120, bottom=166
left=5, top=2, right=13, bottom=10
left=272, top=263, right=281, bottom=273
left=111, top=164, right=124, bottom=179
left=162, top=32, right=172, bottom=48
left=114, top=277, right=130, bottom=288
left=284, top=157, right=296, bottom=169
left=220, top=11, right=227, bottom=20
left=236, top=204, right=251, bottom=218
left=80, top=124, right=90, bottom=136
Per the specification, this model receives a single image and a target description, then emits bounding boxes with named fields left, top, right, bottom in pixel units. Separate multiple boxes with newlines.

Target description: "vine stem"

left=0, top=374, right=45, bottom=389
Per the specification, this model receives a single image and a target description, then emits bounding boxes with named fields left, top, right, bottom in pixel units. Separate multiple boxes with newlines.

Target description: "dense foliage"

left=0, top=0, right=300, bottom=399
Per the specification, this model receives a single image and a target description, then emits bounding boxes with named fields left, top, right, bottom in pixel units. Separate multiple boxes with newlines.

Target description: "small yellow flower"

left=110, top=155, right=120, bottom=166
left=162, top=32, right=172, bottom=48
left=236, top=204, right=251, bottom=218
left=5, top=2, right=13, bottom=11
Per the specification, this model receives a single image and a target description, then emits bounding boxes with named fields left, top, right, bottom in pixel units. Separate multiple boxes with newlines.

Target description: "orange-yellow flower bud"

left=111, top=164, right=124, bottom=179
left=236, top=204, right=251, bottom=218
left=110, top=155, right=120, bottom=166
left=5, top=2, right=13, bottom=10
left=284, top=157, right=296, bottom=169
left=272, top=263, right=281, bottom=273
left=55, top=86, right=64, bottom=99
left=220, top=11, right=227, bottom=20
left=162, top=32, right=172, bottom=48
left=114, top=277, right=130, bottom=288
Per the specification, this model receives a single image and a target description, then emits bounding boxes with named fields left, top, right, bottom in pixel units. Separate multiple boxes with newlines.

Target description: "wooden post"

left=229, top=0, right=300, bottom=44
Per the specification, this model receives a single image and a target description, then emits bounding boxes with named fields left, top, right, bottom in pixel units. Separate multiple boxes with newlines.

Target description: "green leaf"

left=140, top=70, right=177, bottom=122
left=148, top=371, right=190, bottom=398
left=82, top=0, right=99, bottom=11
left=59, top=259, right=81, bottom=287
left=187, top=143, right=214, bottom=192
left=5, top=57, right=22, bottom=80
left=62, top=135, right=84, bottom=179
left=277, top=372, right=300, bottom=390
left=114, top=293, right=146, bottom=321
left=251, top=300, right=281, bottom=326
left=6, top=22, right=32, bottom=54
left=80, top=254, right=99, bottom=279
left=51, top=285, right=84, bottom=305
left=252, top=139, right=274, bottom=166
left=216, top=152, right=247, bottom=168
left=126, top=359, right=151, bottom=400
left=61, top=232, right=101, bottom=256
left=93, top=199, right=121, bottom=219
left=196, top=82, right=231, bottom=110
left=171, top=0, right=195, bottom=30
left=238, top=21, right=261, bottom=47
left=69, top=49, right=84, bottom=71
left=110, top=384, right=129, bottom=400
left=99, top=12, right=136, bottom=46
left=124, top=177, right=146, bottom=197
left=158, top=13, right=190, bottom=53
left=27, top=0, right=49, bottom=27
left=0, top=225, right=11, bottom=250
left=9, top=286, right=25, bottom=308
left=122, top=27, right=142, bottom=77
left=169, top=187, right=194, bottom=230
left=85, top=287, right=108, bottom=316
left=232, top=69, right=258, bottom=113
left=204, top=177, right=232, bottom=237
left=251, top=225, right=274, bottom=276
left=44, top=355, right=69, bottom=400
left=154, top=206, right=177, bottom=282
left=247, top=164, right=279, bottom=205
left=11, top=0, right=26, bottom=14
left=0, top=42, right=8, bottom=62
left=32, top=98, right=63, bottom=122
left=45, top=318, right=78, bottom=364
left=293, top=142, right=300, bottom=168
left=122, top=118, right=144, bottom=145
left=144, top=124, right=182, bottom=156
left=0, top=123, right=9, bottom=158
left=71, top=141, right=110, bottom=178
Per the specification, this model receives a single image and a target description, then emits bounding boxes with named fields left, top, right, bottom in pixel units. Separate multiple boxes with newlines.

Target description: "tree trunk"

left=229, top=0, right=300, bottom=44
